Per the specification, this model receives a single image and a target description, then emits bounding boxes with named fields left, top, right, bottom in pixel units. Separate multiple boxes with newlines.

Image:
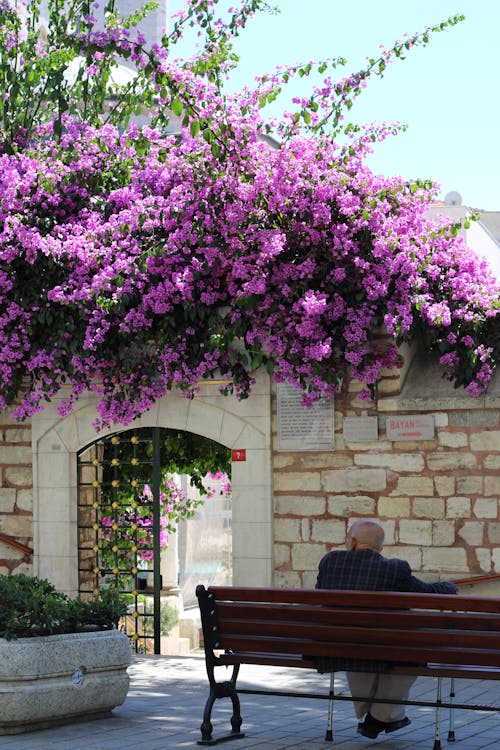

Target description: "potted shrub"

left=0, top=574, right=131, bottom=735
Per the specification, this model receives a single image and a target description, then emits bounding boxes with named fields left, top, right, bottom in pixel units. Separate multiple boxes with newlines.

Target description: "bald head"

left=347, top=519, right=385, bottom=552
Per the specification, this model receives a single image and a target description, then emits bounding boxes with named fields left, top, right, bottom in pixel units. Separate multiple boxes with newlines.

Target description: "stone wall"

left=272, top=349, right=500, bottom=591
left=1, top=347, right=500, bottom=595
left=0, top=409, right=33, bottom=575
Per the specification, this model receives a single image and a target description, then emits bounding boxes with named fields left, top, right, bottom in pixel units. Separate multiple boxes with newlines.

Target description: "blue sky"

left=168, top=0, right=499, bottom=211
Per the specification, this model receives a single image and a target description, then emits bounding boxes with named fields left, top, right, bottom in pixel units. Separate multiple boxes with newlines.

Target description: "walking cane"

left=432, top=677, right=442, bottom=750
left=325, top=672, right=334, bottom=741
left=448, top=677, right=456, bottom=742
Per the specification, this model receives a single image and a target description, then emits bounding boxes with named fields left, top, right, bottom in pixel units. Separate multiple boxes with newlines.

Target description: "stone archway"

left=31, top=374, right=273, bottom=595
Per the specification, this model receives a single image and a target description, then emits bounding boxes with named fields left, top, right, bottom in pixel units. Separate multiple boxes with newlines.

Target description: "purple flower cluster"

left=0, top=117, right=498, bottom=427
left=0, top=2, right=497, bottom=427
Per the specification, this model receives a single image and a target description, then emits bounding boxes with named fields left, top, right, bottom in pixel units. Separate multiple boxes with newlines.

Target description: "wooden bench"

left=196, top=585, right=500, bottom=747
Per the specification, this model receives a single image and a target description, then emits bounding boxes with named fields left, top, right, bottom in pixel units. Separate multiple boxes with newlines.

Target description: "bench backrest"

left=196, top=585, right=500, bottom=668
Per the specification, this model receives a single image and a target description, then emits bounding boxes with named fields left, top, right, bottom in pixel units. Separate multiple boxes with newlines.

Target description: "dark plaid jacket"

left=313, top=548, right=457, bottom=674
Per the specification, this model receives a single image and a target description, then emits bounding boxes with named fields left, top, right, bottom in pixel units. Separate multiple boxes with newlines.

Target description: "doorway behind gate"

left=77, top=426, right=231, bottom=653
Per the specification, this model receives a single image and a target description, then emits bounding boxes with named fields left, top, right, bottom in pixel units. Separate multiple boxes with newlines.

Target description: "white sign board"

left=277, top=383, right=334, bottom=451
left=386, top=414, right=434, bottom=441
left=343, top=416, right=378, bottom=443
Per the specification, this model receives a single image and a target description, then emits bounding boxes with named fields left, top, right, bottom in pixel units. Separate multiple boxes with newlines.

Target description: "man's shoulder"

left=318, top=550, right=411, bottom=575
left=319, top=549, right=351, bottom=564
left=320, top=549, right=407, bottom=567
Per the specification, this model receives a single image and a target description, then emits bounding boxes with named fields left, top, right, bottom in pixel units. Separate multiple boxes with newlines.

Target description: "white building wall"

left=39, top=1, right=168, bottom=50
left=115, top=0, right=168, bottom=50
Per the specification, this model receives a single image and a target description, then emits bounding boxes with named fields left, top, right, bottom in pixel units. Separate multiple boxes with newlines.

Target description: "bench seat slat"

left=391, top=663, right=500, bottom=679
left=217, top=634, right=500, bottom=667
left=219, top=652, right=315, bottom=669
left=216, top=652, right=500, bottom=680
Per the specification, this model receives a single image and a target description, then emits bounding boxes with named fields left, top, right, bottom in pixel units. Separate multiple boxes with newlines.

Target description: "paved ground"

left=1, top=654, right=498, bottom=749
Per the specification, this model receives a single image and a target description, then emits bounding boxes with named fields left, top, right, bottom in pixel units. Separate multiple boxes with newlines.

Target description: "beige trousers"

left=346, top=672, right=417, bottom=723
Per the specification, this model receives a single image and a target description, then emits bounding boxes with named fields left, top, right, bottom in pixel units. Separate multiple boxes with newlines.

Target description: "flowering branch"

left=0, top=1, right=498, bottom=428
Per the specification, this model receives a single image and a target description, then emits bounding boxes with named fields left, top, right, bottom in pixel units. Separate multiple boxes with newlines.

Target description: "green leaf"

left=251, top=353, right=262, bottom=370
left=190, top=120, right=201, bottom=137
left=170, top=98, right=183, bottom=117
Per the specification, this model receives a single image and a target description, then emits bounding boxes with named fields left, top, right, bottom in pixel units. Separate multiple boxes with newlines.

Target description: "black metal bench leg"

left=199, top=690, right=217, bottom=744
left=198, top=666, right=245, bottom=746
left=432, top=677, right=442, bottom=750
left=447, top=678, right=456, bottom=742
left=229, top=684, right=243, bottom=736
left=325, top=672, right=334, bottom=741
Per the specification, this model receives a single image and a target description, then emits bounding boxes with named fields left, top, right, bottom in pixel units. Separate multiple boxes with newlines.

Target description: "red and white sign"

left=386, top=415, right=434, bottom=441
left=231, top=449, right=246, bottom=462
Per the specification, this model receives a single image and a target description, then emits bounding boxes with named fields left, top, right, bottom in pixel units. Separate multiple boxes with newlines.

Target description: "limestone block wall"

left=0, top=372, right=273, bottom=592
left=272, top=358, right=500, bottom=591
left=0, top=409, right=33, bottom=575
left=1, top=349, right=500, bottom=597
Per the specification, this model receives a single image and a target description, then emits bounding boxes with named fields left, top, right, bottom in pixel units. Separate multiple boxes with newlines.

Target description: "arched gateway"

left=30, top=373, right=273, bottom=596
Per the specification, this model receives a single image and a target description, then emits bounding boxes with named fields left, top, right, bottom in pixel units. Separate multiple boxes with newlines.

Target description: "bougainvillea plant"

left=1, top=0, right=499, bottom=429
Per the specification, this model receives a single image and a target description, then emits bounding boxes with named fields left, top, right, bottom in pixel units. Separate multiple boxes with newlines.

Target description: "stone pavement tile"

left=0, top=654, right=499, bottom=750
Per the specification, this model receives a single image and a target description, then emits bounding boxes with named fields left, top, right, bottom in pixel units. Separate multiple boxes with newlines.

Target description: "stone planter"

left=0, top=629, right=131, bottom=734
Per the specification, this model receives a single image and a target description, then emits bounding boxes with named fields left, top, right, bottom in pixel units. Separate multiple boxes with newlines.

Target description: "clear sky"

left=168, top=0, right=499, bottom=211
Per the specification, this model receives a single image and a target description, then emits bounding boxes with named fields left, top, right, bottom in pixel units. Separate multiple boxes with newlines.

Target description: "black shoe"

left=357, top=713, right=387, bottom=739
left=357, top=713, right=411, bottom=739
left=385, top=716, right=411, bottom=734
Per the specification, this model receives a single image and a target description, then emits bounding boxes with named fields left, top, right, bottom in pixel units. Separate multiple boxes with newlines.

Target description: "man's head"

left=346, top=519, right=385, bottom=552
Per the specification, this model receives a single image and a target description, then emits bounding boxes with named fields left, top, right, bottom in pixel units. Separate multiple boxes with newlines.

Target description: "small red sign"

left=231, top=449, right=246, bottom=462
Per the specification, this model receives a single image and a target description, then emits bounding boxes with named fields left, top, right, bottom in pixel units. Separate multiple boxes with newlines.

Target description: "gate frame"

left=31, top=373, right=273, bottom=596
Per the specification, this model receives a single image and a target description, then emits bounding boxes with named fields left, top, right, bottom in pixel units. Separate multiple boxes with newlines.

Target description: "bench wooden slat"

left=391, top=663, right=500, bottom=679
left=219, top=652, right=315, bottom=669
left=216, top=653, right=500, bottom=680
left=217, top=634, right=500, bottom=668
left=216, top=602, right=500, bottom=632
left=218, top=618, right=500, bottom=650
left=209, top=586, right=500, bottom=613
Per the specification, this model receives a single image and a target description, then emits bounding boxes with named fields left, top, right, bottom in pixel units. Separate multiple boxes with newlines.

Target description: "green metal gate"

left=77, top=427, right=163, bottom=653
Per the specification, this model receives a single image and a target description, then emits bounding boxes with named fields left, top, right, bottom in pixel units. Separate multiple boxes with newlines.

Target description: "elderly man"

left=315, top=518, right=457, bottom=740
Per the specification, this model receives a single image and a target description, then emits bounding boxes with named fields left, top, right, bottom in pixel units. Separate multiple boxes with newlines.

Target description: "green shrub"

left=159, top=601, right=179, bottom=636
left=0, top=574, right=127, bottom=640
left=142, top=600, right=179, bottom=636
